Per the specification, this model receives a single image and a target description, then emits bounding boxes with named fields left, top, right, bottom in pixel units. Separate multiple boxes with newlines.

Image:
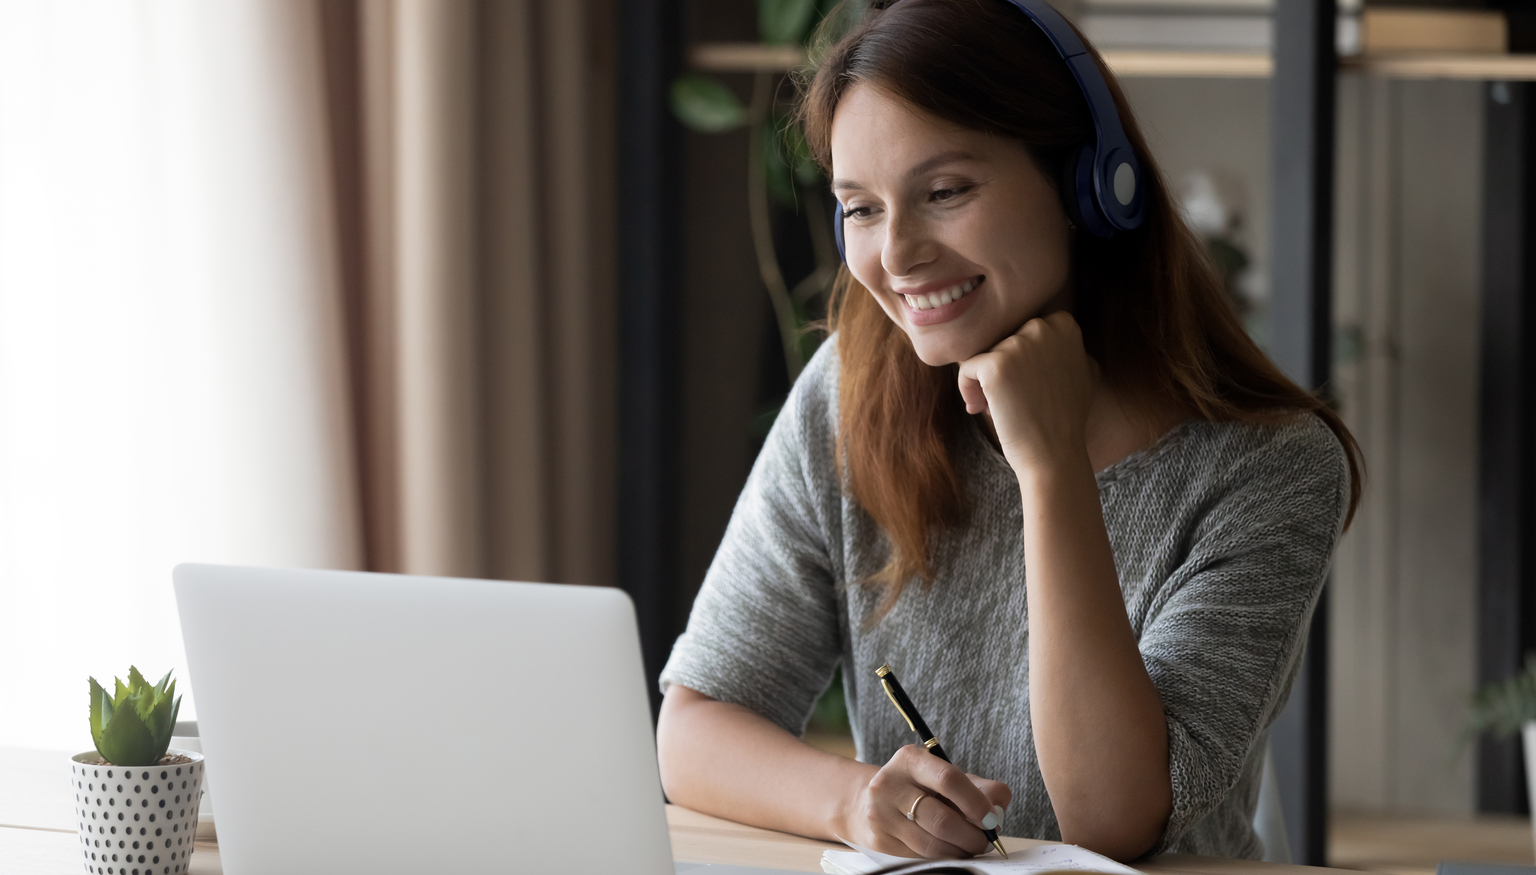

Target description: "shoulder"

left=754, top=336, right=843, bottom=498
left=773, top=336, right=842, bottom=456
left=1107, top=411, right=1346, bottom=484
left=1199, top=412, right=1349, bottom=490
left=1186, top=412, right=1345, bottom=474
left=1179, top=412, right=1351, bottom=533
left=786, top=335, right=841, bottom=419
left=1104, top=411, right=1351, bottom=532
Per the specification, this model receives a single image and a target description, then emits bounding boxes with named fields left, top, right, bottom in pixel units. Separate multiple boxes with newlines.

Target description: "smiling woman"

left=654, top=0, right=1363, bottom=866
left=828, top=107, right=1074, bottom=362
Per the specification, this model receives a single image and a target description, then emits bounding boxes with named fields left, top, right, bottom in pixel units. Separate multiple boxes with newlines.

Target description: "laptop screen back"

left=174, top=564, right=673, bottom=875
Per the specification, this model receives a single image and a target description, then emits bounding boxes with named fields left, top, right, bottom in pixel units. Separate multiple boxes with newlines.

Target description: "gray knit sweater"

left=660, top=341, right=1349, bottom=859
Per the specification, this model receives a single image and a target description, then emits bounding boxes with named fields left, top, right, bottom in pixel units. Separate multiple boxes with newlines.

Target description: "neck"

left=1084, top=377, right=1178, bottom=472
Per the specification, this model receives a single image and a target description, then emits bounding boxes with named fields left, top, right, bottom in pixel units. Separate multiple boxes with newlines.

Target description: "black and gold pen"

left=876, top=663, right=1008, bottom=859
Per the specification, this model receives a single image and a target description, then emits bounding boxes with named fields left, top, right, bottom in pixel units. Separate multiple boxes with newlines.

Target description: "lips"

left=896, top=276, right=984, bottom=327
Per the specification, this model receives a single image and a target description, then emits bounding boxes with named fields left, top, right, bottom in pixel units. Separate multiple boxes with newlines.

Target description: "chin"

left=906, top=333, right=983, bottom=368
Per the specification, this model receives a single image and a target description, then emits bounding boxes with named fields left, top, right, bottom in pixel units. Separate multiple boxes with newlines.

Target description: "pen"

left=876, top=663, right=1008, bottom=859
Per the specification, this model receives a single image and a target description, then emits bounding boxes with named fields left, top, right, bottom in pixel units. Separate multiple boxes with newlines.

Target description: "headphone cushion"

left=834, top=202, right=847, bottom=263
left=1057, top=150, right=1088, bottom=232
left=1067, top=143, right=1116, bottom=240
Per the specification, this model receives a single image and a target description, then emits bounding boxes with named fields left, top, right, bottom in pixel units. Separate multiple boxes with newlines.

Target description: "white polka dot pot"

left=70, top=750, right=204, bottom=875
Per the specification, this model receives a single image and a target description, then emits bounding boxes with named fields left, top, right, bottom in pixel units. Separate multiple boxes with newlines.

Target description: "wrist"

left=830, top=760, right=877, bottom=840
left=1010, top=444, right=1093, bottom=490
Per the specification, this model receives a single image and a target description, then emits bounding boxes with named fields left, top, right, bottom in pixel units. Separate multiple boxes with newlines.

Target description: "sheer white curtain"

left=0, top=2, right=361, bottom=751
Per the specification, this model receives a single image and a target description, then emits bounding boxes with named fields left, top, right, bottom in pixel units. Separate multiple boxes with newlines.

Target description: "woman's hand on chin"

left=956, top=311, right=1097, bottom=477
left=838, top=743, right=1012, bottom=859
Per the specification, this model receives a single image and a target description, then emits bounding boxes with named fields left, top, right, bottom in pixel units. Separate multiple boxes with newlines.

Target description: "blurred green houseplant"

left=674, top=2, right=859, bottom=738
left=670, top=0, right=859, bottom=385
left=1466, top=655, right=1536, bottom=835
left=1468, top=655, right=1536, bottom=741
left=88, top=666, right=182, bottom=767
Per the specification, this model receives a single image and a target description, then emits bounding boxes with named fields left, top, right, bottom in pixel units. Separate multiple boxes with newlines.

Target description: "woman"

left=655, top=0, right=1361, bottom=863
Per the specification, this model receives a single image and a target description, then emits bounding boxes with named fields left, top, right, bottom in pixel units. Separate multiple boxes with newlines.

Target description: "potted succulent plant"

left=69, top=667, right=204, bottom=875
left=1468, top=655, right=1536, bottom=862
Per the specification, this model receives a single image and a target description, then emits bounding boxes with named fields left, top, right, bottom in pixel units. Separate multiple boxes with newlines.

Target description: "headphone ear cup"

left=1065, top=143, right=1116, bottom=240
left=833, top=202, right=847, bottom=263
left=1057, top=151, right=1088, bottom=232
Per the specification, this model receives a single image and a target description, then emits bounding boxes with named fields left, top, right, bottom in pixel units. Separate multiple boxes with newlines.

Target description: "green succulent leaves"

left=88, top=667, right=181, bottom=767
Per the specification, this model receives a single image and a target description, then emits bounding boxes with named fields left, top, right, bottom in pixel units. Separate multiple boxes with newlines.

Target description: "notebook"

left=822, top=838, right=1146, bottom=875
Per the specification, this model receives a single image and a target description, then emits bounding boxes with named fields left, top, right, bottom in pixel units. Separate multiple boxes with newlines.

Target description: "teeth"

left=902, top=277, right=981, bottom=311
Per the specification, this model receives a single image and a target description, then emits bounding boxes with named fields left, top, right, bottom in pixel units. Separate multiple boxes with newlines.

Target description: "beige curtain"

left=319, top=0, right=617, bottom=585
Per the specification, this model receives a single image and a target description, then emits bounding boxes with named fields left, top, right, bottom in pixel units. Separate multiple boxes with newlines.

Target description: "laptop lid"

left=174, top=564, right=673, bottom=875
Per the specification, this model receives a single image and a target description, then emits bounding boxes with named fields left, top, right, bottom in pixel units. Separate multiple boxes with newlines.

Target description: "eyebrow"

left=830, top=149, right=980, bottom=193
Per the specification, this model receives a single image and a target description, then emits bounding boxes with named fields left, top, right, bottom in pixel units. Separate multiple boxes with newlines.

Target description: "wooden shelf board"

left=689, top=43, right=805, bottom=72
left=1342, top=53, right=1536, bottom=81
left=1101, top=49, right=1271, bottom=78
left=687, top=42, right=1536, bottom=82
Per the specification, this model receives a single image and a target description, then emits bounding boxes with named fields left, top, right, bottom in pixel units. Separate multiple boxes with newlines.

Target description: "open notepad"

left=821, top=839, right=1146, bottom=875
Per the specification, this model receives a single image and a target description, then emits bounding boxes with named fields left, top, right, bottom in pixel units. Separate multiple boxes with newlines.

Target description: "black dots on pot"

left=75, top=758, right=203, bottom=875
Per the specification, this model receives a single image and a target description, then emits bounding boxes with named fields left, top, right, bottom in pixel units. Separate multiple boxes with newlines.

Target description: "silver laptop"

left=175, top=564, right=782, bottom=874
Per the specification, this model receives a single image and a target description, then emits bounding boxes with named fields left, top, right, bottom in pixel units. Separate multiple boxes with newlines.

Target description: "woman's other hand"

left=842, top=743, right=1012, bottom=858
left=956, top=311, right=1096, bottom=476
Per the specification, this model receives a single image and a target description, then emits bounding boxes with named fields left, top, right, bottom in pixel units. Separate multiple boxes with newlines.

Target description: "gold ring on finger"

left=905, top=794, right=927, bottom=822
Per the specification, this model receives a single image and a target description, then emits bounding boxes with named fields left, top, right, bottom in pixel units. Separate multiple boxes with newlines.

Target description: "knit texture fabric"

left=660, top=341, right=1349, bottom=859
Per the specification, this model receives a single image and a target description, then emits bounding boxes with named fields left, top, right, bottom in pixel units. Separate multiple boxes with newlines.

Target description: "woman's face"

left=830, top=83, right=1074, bottom=366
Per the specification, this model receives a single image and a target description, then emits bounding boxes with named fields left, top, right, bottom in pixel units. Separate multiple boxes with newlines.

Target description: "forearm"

left=1020, top=455, right=1171, bottom=859
left=656, top=684, right=876, bottom=841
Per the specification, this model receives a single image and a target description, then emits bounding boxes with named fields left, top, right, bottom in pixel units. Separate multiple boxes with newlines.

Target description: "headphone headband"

left=833, top=0, right=1145, bottom=261
left=1003, top=0, right=1145, bottom=233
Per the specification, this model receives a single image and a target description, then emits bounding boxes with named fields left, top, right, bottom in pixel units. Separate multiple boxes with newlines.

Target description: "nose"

left=880, top=207, right=939, bottom=278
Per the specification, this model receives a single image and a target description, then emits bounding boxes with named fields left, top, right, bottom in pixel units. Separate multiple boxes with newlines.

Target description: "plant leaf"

left=89, top=677, right=110, bottom=753
left=670, top=74, right=746, bottom=134
left=152, top=669, right=172, bottom=701
left=99, top=699, right=160, bottom=766
left=764, top=124, right=795, bottom=207
left=127, top=666, right=148, bottom=693
left=1468, top=653, right=1536, bottom=739
left=780, top=120, right=822, bottom=186
left=167, top=695, right=182, bottom=748
left=114, top=676, right=130, bottom=703
left=132, top=684, right=157, bottom=726
left=149, top=680, right=178, bottom=746
left=759, top=0, right=817, bottom=45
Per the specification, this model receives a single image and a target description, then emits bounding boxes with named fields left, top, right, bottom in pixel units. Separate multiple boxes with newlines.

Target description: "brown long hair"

left=796, top=0, right=1363, bottom=602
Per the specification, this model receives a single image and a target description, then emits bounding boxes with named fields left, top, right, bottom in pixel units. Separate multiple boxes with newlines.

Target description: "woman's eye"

left=846, top=206, right=874, bottom=220
left=931, top=185, right=971, bottom=203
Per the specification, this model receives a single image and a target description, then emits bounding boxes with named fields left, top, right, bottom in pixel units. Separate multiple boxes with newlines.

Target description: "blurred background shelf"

left=687, top=42, right=804, bottom=72
left=687, top=42, right=1536, bottom=81
left=1102, top=49, right=1271, bottom=77
left=1342, top=53, right=1536, bottom=81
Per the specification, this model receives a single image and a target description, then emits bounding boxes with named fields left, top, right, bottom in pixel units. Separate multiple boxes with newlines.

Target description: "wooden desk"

left=2, top=803, right=1345, bottom=875
left=1, top=745, right=1340, bottom=874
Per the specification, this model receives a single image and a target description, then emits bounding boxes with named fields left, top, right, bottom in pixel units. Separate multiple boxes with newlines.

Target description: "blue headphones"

left=833, top=0, right=1146, bottom=261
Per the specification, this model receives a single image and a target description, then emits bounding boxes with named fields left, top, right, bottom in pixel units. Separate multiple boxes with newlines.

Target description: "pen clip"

left=880, top=678, right=917, bottom=734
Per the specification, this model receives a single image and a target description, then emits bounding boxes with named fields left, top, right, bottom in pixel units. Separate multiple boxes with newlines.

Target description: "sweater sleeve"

left=658, top=344, right=844, bottom=735
left=1139, top=416, right=1349, bottom=855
